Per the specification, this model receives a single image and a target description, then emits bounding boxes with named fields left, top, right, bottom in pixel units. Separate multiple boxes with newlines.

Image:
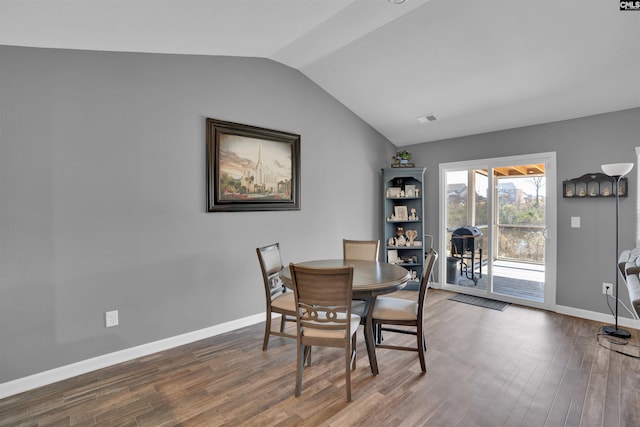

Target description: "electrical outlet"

left=602, top=283, right=613, bottom=296
left=105, top=310, right=119, bottom=327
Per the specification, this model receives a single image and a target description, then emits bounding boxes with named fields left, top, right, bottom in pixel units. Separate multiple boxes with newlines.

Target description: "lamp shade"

left=601, top=163, right=634, bottom=177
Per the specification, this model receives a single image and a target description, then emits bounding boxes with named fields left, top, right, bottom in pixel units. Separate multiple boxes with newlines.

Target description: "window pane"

left=496, top=174, right=545, bottom=262
left=446, top=170, right=468, bottom=230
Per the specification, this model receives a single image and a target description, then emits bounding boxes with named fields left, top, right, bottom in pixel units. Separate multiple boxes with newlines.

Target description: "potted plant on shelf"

left=392, top=150, right=413, bottom=167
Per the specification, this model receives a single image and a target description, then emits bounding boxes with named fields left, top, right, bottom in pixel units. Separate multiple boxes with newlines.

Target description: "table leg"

left=362, top=296, right=379, bottom=376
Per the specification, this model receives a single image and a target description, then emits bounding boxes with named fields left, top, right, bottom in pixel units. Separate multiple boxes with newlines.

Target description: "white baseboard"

left=555, top=305, right=640, bottom=330
left=0, top=313, right=266, bottom=400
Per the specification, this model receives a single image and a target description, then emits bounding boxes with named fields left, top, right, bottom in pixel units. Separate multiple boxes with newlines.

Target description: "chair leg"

left=417, top=324, right=426, bottom=372
left=375, top=323, right=384, bottom=344
left=262, top=313, right=272, bottom=351
left=304, top=345, right=312, bottom=367
left=345, top=342, right=352, bottom=402
left=295, top=343, right=306, bottom=397
left=351, top=334, right=357, bottom=370
left=279, top=315, right=286, bottom=333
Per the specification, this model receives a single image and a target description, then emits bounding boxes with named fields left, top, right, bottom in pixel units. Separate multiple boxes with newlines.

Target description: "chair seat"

left=372, top=297, right=418, bottom=321
left=271, top=291, right=296, bottom=311
left=303, top=314, right=361, bottom=339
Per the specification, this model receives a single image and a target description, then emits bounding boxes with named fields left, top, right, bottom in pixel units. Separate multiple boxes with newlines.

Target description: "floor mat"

left=447, top=293, right=510, bottom=311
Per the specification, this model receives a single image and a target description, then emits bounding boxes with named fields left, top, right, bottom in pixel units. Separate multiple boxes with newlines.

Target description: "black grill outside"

left=451, top=226, right=483, bottom=255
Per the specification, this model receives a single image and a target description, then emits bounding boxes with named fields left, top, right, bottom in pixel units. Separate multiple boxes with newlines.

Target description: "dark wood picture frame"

left=206, top=118, right=301, bottom=212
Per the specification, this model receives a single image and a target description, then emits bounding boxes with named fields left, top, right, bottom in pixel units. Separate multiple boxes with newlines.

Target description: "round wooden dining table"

left=280, top=259, right=410, bottom=375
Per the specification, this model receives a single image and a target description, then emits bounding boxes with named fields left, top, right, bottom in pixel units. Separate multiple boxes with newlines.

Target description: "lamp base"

left=602, top=325, right=632, bottom=339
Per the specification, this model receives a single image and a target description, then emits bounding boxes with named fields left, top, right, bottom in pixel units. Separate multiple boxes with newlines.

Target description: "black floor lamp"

left=601, top=162, right=634, bottom=339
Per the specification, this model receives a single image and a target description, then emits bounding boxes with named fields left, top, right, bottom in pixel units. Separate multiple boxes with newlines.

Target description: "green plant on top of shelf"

left=392, top=150, right=412, bottom=162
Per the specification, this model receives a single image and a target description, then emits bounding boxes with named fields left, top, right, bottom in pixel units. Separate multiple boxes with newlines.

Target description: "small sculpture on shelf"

left=394, top=225, right=406, bottom=247
left=409, top=208, right=419, bottom=221
left=406, top=229, right=418, bottom=246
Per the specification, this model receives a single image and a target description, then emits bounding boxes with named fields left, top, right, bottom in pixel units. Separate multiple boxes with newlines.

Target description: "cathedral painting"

left=207, top=119, right=300, bottom=212
left=217, top=134, right=292, bottom=200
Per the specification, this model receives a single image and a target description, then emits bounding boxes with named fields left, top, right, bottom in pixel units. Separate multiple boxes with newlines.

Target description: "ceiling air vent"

left=416, top=114, right=437, bottom=124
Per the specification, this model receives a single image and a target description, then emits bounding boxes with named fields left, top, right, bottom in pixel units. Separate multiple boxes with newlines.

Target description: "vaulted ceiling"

left=2, top=0, right=639, bottom=146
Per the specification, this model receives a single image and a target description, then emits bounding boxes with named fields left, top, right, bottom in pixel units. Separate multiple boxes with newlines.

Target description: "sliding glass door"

left=439, top=153, right=557, bottom=310
left=444, top=169, right=489, bottom=290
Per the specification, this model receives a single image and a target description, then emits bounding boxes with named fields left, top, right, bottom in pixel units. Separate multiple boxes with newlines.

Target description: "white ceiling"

left=2, top=0, right=639, bottom=146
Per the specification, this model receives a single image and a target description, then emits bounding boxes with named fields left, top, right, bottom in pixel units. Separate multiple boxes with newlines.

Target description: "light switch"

left=571, top=216, right=580, bottom=228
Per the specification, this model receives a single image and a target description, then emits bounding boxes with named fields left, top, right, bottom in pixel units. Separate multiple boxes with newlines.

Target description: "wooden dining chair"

left=256, top=243, right=297, bottom=351
left=343, top=239, right=380, bottom=261
left=343, top=239, right=380, bottom=317
left=289, top=263, right=360, bottom=402
left=372, top=248, right=438, bottom=372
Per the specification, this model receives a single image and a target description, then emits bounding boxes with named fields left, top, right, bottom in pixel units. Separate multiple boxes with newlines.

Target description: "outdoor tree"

left=532, top=176, right=545, bottom=206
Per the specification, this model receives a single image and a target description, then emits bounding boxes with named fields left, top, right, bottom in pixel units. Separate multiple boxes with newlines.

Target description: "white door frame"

left=438, top=152, right=557, bottom=311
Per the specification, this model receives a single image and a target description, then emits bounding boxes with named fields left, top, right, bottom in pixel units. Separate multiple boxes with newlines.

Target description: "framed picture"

left=386, top=187, right=402, bottom=198
left=404, top=184, right=416, bottom=198
left=394, top=205, right=408, bottom=221
left=206, top=118, right=301, bottom=212
left=387, top=249, right=399, bottom=264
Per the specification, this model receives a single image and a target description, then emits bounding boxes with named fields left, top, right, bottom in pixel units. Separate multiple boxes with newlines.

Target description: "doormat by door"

left=447, top=294, right=510, bottom=311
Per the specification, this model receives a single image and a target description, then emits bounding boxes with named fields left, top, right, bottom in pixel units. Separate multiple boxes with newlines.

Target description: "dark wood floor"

left=1, top=289, right=639, bottom=426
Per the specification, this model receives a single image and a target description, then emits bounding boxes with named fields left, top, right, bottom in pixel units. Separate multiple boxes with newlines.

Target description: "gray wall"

left=0, top=46, right=395, bottom=382
left=409, top=108, right=640, bottom=316
left=3, top=44, right=639, bottom=385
